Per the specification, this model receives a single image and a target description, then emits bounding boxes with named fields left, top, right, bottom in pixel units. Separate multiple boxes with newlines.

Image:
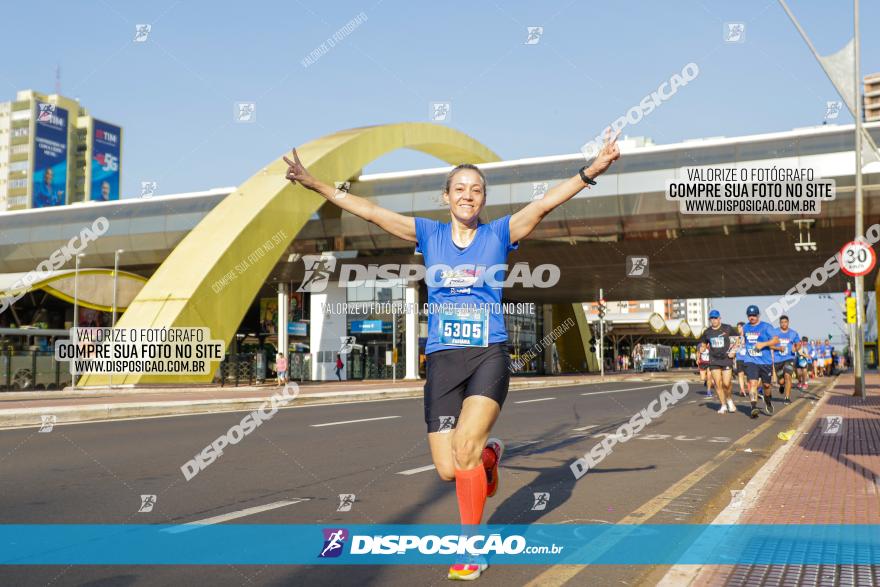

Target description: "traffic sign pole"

left=840, top=242, right=871, bottom=399
left=853, top=0, right=866, bottom=399
left=840, top=240, right=875, bottom=398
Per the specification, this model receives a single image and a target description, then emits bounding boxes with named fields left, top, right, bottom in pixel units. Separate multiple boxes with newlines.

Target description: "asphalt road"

left=0, top=375, right=829, bottom=586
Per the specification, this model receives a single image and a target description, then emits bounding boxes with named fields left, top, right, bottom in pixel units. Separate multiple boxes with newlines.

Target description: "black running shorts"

left=744, top=362, right=772, bottom=384
left=709, top=359, right=733, bottom=371
left=774, top=359, right=795, bottom=379
left=424, top=343, right=510, bottom=433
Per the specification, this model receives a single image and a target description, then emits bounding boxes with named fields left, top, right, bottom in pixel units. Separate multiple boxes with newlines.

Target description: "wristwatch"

left=579, top=166, right=597, bottom=186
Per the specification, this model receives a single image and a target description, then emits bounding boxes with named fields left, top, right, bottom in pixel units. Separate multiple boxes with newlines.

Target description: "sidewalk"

left=662, top=371, right=880, bottom=586
left=0, top=370, right=682, bottom=429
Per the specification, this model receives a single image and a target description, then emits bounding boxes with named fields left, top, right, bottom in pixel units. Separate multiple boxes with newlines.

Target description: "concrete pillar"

left=277, top=283, right=289, bottom=357
left=404, top=283, right=419, bottom=379
left=309, top=280, right=347, bottom=381
left=543, top=304, right=553, bottom=374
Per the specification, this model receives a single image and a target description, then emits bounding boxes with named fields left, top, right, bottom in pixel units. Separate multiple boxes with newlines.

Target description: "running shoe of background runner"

left=483, top=438, right=504, bottom=498
left=763, top=393, right=774, bottom=415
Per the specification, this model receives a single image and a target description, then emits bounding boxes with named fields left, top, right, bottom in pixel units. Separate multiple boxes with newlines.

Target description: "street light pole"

left=109, top=249, right=123, bottom=390
left=853, top=0, right=866, bottom=398
left=71, top=253, right=84, bottom=390
left=112, top=249, right=123, bottom=327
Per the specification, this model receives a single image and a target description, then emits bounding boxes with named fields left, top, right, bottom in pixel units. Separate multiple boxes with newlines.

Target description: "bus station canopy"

left=595, top=312, right=703, bottom=342
left=0, top=269, right=147, bottom=312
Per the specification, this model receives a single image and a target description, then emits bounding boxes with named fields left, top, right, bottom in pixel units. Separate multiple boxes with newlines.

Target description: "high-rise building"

left=584, top=297, right=708, bottom=330
left=865, top=73, right=880, bottom=122
left=0, top=101, right=9, bottom=207
left=0, top=89, right=122, bottom=212
left=685, top=298, right=709, bottom=332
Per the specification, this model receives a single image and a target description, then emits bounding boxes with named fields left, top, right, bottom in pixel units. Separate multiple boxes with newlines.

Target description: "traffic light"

left=846, top=296, right=857, bottom=324
left=393, top=311, right=405, bottom=343
left=597, top=299, right=607, bottom=319
left=589, top=337, right=597, bottom=354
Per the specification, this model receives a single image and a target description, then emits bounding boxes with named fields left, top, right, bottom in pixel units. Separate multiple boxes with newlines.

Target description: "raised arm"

left=283, top=148, right=417, bottom=243
left=509, top=128, right=621, bottom=243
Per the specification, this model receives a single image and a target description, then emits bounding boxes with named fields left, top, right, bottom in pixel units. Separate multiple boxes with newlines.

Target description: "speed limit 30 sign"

left=839, top=241, right=877, bottom=277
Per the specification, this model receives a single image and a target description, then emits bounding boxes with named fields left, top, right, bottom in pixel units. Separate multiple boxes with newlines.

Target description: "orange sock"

left=455, top=465, right=487, bottom=525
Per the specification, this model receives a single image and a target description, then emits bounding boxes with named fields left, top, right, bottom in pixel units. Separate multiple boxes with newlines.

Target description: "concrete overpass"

left=1, top=122, right=878, bottom=383
left=2, top=122, right=878, bottom=302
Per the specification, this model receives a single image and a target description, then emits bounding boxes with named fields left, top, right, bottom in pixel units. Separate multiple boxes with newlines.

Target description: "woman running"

left=697, top=342, right=712, bottom=396
left=283, top=129, right=621, bottom=580
left=734, top=322, right=748, bottom=397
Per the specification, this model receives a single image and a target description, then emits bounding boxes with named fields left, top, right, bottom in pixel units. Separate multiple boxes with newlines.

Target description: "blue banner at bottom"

left=2, top=524, right=880, bottom=565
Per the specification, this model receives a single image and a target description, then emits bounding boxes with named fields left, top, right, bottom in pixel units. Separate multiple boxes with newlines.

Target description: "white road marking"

left=580, top=384, right=670, bottom=397
left=397, top=439, right=542, bottom=475
left=514, top=397, right=556, bottom=404
left=397, top=464, right=437, bottom=475
left=572, top=425, right=598, bottom=432
left=311, top=415, right=401, bottom=427
left=161, top=499, right=308, bottom=534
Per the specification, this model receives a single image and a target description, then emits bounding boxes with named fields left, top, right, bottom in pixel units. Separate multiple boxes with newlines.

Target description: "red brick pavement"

left=695, top=372, right=880, bottom=586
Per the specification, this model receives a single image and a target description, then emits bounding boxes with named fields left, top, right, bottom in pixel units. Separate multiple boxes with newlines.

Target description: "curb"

left=0, top=375, right=680, bottom=430
left=656, top=375, right=840, bottom=587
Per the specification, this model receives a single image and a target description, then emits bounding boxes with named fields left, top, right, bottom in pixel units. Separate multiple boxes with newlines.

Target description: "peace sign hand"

left=588, top=128, right=621, bottom=178
left=283, top=148, right=322, bottom=192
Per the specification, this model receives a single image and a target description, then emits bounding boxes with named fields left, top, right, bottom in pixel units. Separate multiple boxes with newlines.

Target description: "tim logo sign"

left=95, top=128, right=119, bottom=145
left=318, top=528, right=349, bottom=558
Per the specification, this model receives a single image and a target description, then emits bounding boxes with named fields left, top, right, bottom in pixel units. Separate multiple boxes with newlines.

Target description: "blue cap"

left=708, top=309, right=720, bottom=319
left=746, top=304, right=760, bottom=316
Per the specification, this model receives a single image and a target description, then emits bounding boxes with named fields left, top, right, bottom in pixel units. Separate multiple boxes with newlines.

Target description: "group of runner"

left=698, top=306, right=834, bottom=419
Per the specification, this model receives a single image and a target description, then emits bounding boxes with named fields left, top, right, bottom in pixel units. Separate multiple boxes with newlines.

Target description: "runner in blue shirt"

left=822, top=340, right=833, bottom=375
left=772, top=315, right=800, bottom=404
left=809, top=341, right=820, bottom=379
left=283, top=130, right=621, bottom=581
left=742, top=305, right=780, bottom=418
left=795, top=336, right=811, bottom=391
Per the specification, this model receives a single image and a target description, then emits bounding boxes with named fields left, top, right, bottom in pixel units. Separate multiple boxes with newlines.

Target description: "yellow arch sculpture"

left=81, top=123, right=500, bottom=385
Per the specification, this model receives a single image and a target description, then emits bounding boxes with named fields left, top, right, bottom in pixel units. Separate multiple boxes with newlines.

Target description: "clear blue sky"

left=3, top=0, right=876, bottom=196
left=3, top=0, right=877, bottom=343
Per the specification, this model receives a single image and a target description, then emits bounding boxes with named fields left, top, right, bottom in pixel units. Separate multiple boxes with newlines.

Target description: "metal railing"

left=0, top=350, right=71, bottom=391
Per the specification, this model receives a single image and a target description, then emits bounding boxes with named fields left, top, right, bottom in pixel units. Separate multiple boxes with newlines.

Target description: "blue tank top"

left=415, top=215, right=518, bottom=354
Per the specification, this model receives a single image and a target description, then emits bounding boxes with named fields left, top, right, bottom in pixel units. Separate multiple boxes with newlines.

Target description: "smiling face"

left=443, top=167, right=485, bottom=225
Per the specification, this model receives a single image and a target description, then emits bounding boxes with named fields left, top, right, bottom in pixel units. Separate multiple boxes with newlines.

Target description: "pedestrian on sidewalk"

left=275, top=353, right=288, bottom=386
left=335, top=354, right=344, bottom=381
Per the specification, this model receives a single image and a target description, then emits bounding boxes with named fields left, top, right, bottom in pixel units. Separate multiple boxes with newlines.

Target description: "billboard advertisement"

left=288, top=321, right=308, bottom=337
left=350, top=320, right=388, bottom=334
left=90, top=120, right=122, bottom=201
left=32, top=102, right=68, bottom=208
